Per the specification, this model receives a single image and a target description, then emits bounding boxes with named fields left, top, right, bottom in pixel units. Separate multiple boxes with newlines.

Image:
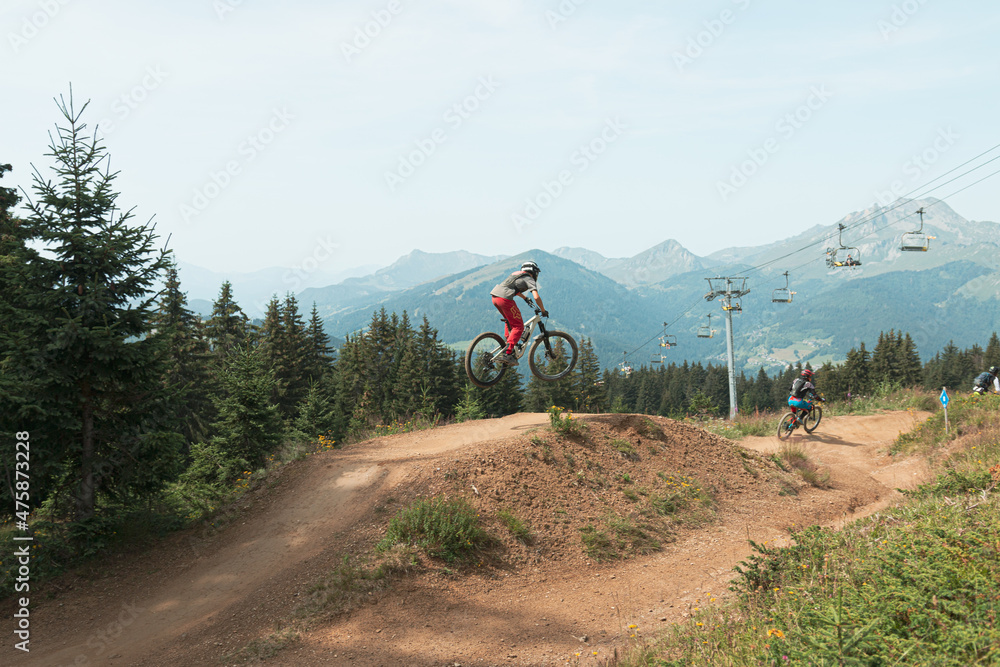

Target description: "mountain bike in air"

left=777, top=397, right=825, bottom=440
left=464, top=297, right=578, bottom=388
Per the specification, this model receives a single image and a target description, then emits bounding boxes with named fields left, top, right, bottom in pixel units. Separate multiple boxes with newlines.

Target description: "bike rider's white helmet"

left=520, top=260, right=540, bottom=279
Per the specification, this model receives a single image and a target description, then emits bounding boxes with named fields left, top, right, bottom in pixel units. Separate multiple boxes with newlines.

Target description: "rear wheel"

left=528, top=331, right=578, bottom=381
left=465, top=332, right=508, bottom=388
left=777, top=412, right=797, bottom=440
left=803, top=406, right=822, bottom=433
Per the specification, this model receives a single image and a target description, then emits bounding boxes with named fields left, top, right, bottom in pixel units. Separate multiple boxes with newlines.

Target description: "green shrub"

left=376, top=496, right=491, bottom=563
left=547, top=405, right=588, bottom=437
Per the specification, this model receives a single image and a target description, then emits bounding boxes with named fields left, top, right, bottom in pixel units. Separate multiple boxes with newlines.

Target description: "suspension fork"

left=536, top=322, right=553, bottom=355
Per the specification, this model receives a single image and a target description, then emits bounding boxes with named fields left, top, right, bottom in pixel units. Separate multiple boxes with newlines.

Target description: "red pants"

left=492, top=296, right=523, bottom=353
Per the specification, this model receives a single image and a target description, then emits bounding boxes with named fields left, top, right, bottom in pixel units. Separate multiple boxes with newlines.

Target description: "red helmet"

left=800, top=369, right=814, bottom=378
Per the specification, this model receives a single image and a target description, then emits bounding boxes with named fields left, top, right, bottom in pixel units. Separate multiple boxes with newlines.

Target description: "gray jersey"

left=490, top=271, right=537, bottom=299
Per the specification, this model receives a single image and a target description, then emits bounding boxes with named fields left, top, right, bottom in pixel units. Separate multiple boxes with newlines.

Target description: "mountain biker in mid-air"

left=788, top=368, right=820, bottom=422
left=490, top=260, right=547, bottom=366
left=972, top=366, right=1000, bottom=395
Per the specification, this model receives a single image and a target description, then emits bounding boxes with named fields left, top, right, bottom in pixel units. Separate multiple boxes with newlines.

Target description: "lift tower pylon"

left=704, top=277, right=750, bottom=420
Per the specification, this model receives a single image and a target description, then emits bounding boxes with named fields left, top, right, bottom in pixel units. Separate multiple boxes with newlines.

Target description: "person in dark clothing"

left=973, top=366, right=1000, bottom=395
left=489, top=260, right=547, bottom=366
left=788, top=368, right=819, bottom=422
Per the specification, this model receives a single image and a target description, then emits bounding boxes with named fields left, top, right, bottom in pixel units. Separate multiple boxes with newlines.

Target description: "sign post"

left=940, top=387, right=949, bottom=436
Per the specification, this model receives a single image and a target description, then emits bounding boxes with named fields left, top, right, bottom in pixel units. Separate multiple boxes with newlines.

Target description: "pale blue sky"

left=4, top=0, right=999, bottom=278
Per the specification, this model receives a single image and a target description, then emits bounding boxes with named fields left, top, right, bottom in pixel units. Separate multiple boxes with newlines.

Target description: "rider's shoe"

left=502, top=351, right=519, bottom=366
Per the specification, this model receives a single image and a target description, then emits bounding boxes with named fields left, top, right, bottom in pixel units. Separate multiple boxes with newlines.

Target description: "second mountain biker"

left=788, top=368, right=820, bottom=423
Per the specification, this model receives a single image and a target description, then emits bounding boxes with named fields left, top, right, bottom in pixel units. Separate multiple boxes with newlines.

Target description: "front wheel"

left=803, top=406, right=822, bottom=433
left=527, top=331, right=578, bottom=381
left=777, top=412, right=797, bottom=440
left=465, top=332, right=508, bottom=388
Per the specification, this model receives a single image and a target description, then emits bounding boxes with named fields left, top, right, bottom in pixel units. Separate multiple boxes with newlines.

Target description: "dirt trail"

left=5, top=410, right=928, bottom=667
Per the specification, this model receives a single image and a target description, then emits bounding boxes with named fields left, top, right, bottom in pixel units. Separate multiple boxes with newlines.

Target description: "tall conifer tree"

left=17, top=93, right=181, bottom=519
left=205, top=280, right=249, bottom=359
left=152, top=263, right=215, bottom=446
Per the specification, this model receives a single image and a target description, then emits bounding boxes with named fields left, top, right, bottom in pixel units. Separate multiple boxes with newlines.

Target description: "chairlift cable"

left=742, top=146, right=1000, bottom=276
left=610, top=143, right=1000, bottom=361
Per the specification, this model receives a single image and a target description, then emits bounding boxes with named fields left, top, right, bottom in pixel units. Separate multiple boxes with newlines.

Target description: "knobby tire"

left=777, top=412, right=797, bottom=440
left=527, top=331, right=578, bottom=382
left=803, top=406, right=822, bottom=433
left=465, top=332, right=508, bottom=388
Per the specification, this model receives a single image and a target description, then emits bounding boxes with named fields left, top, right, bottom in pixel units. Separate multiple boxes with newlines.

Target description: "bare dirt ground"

left=5, top=409, right=929, bottom=667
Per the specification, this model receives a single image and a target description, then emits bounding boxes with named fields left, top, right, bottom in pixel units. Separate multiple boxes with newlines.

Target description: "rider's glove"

left=541, top=310, right=549, bottom=318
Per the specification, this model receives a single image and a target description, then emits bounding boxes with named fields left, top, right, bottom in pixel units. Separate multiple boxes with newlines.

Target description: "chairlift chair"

left=772, top=271, right=795, bottom=303
left=697, top=313, right=715, bottom=338
left=826, top=223, right=862, bottom=268
left=661, top=334, right=678, bottom=349
left=900, top=207, right=933, bottom=252
left=722, top=297, right=742, bottom=313
left=650, top=353, right=663, bottom=364
left=618, top=351, right=633, bottom=378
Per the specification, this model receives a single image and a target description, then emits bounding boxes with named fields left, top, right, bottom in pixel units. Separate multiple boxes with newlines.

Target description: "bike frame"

left=492, top=297, right=548, bottom=363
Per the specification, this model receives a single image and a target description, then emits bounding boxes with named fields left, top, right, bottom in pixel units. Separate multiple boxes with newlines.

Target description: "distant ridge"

left=177, top=198, right=1000, bottom=371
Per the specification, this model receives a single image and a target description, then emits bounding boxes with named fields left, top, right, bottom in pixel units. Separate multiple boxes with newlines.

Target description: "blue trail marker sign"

left=940, top=387, right=949, bottom=435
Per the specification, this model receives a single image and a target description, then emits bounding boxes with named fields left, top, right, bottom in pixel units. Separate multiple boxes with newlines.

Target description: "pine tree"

left=984, top=332, right=1000, bottom=370
left=455, top=383, right=486, bottom=422
left=0, top=163, right=49, bottom=510
left=523, top=371, right=551, bottom=413
left=305, top=302, right=334, bottom=380
left=277, top=294, right=311, bottom=420
left=842, top=343, right=873, bottom=396
left=772, top=364, right=799, bottom=406
left=924, top=341, right=972, bottom=391
left=477, top=366, right=523, bottom=417
left=205, top=281, right=250, bottom=359
left=752, top=367, right=775, bottom=411
left=16, top=93, right=181, bottom=519
left=152, top=262, right=215, bottom=446
left=870, top=330, right=895, bottom=382
left=330, top=332, right=361, bottom=438
left=816, top=361, right=843, bottom=401
left=899, top=332, right=922, bottom=386
left=414, top=316, right=461, bottom=418
left=572, top=337, right=605, bottom=412
left=391, top=334, right=425, bottom=418
left=211, top=345, right=283, bottom=465
left=295, top=378, right=338, bottom=439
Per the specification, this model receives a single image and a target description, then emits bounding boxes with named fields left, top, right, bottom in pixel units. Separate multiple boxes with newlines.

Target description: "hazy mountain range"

left=178, top=198, right=1000, bottom=372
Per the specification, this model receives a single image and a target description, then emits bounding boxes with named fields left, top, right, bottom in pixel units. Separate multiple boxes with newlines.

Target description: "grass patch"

left=777, top=442, right=831, bottom=488
left=606, top=515, right=660, bottom=556
left=699, top=411, right=782, bottom=440
left=579, top=524, right=618, bottom=562
left=894, top=392, right=1000, bottom=455
left=497, top=508, right=532, bottom=545
left=564, top=451, right=576, bottom=470
left=610, top=437, right=640, bottom=461
left=646, top=473, right=716, bottom=527
left=232, top=626, right=301, bottom=661
left=376, top=496, right=492, bottom=563
left=830, top=382, right=938, bottom=416
left=579, top=514, right=664, bottom=562
left=355, top=414, right=441, bottom=440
